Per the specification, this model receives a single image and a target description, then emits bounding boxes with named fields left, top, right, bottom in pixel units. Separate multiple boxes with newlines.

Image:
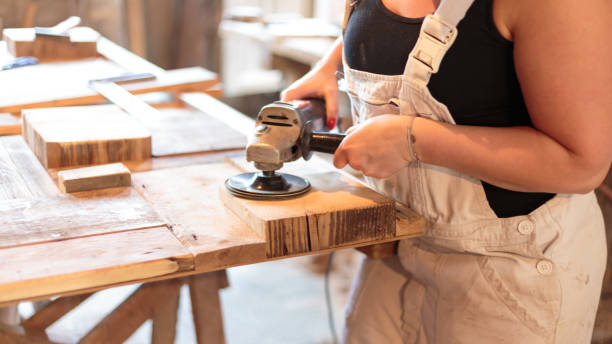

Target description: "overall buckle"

left=409, top=15, right=458, bottom=74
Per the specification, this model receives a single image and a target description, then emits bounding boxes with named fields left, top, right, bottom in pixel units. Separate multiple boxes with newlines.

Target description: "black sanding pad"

left=225, top=172, right=311, bottom=200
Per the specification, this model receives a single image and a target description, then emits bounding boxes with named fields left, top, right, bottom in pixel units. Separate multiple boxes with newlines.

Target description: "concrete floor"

left=18, top=250, right=361, bottom=344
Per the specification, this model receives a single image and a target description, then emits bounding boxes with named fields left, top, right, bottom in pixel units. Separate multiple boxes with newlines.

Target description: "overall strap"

left=403, top=0, right=475, bottom=84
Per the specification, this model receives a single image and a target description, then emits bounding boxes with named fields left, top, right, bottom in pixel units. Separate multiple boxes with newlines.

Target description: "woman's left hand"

left=333, top=115, right=414, bottom=178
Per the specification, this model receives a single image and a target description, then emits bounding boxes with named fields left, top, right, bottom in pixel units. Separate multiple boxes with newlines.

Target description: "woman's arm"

left=335, top=0, right=612, bottom=194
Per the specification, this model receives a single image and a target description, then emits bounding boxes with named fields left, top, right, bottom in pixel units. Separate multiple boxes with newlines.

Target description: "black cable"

left=325, top=251, right=338, bottom=344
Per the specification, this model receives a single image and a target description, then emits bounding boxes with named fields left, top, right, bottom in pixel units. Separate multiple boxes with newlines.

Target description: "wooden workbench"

left=0, top=92, right=424, bottom=307
left=0, top=27, right=424, bottom=343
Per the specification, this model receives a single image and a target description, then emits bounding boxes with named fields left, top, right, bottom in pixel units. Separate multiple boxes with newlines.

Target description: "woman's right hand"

left=280, top=39, right=343, bottom=130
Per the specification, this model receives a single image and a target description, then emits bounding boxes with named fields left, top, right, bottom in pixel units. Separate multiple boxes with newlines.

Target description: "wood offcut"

left=2, top=27, right=99, bottom=61
left=58, top=163, right=131, bottom=193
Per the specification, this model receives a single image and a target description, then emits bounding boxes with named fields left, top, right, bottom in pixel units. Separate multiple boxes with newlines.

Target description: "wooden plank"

left=0, top=187, right=165, bottom=249
left=0, top=226, right=193, bottom=304
left=0, top=113, right=21, bottom=136
left=0, top=62, right=218, bottom=113
left=58, top=163, right=131, bottom=193
left=189, top=272, right=227, bottom=344
left=0, top=136, right=57, bottom=200
left=220, top=171, right=396, bottom=257
left=2, top=27, right=99, bottom=61
left=124, top=0, right=147, bottom=58
left=147, top=107, right=246, bottom=156
left=90, top=82, right=245, bottom=156
left=22, top=105, right=152, bottom=169
left=80, top=279, right=183, bottom=344
left=22, top=293, right=93, bottom=329
left=133, top=163, right=267, bottom=271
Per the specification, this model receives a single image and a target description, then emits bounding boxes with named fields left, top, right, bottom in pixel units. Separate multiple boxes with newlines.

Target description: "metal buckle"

left=409, top=15, right=458, bottom=74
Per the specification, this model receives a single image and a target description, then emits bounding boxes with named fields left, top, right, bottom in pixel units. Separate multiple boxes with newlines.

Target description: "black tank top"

left=344, top=0, right=554, bottom=218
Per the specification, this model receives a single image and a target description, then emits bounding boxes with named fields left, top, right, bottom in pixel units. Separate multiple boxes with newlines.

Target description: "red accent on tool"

left=327, top=117, right=336, bottom=130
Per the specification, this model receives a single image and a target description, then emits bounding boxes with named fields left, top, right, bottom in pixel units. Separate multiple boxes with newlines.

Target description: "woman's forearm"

left=413, top=117, right=610, bottom=194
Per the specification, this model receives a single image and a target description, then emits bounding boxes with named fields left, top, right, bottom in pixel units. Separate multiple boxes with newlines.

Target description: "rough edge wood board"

left=132, top=163, right=267, bottom=271
left=58, top=163, right=131, bottom=193
left=226, top=154, right=426, bottom=241
left=0, top=136, right=58, bottom=200
left=220, top=171, right=396, bottom=257
left=0, top=187, right=165, bottom=249
left=3, top=27, right=99, bottom=61
left=0, top=226, right=194, bottom=304
left=22, top=106, right=152, bottom=169
left=0, top=66, right=218, bottom=113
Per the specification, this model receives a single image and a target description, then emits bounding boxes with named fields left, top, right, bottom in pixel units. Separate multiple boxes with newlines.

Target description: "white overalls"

left=341, top=1, right=607, bottom=343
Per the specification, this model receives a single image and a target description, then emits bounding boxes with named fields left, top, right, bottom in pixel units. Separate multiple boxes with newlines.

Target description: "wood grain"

left=220, top=171, right=397, bottom=257
left=0, top=187, right=164, bottom=249
left=58, top=163, right=131, bottom=193
left=22, top=105, right=152, bottom=169
left=0, top=226, right=193, bottom=304
left=133, top=163, right=266, bottom=271
left=0, top=136, right=57, bottom=200
left=3, top=27, right=99, bottom=61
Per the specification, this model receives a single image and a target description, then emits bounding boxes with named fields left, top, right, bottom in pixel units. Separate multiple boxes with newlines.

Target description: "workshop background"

left=1, top=0, right=612, bottom=343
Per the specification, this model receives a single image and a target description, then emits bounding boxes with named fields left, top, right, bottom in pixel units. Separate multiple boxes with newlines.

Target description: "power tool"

left=225, top=99, right=346, bottom=200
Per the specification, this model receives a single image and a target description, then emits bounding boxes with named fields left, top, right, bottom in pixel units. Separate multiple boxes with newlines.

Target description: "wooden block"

left=58, top=163, right=131, bottom=193
left=0, top=187, right=165, bottom=249
left=220, top=171, right=397, bottom=257
left=0, top=113, right=21, bottom=136
left=2, top=27, right=99, bottom=61
left=0, top=226, right=193, bottom=304
left=22, top=105, right=152, bottom=169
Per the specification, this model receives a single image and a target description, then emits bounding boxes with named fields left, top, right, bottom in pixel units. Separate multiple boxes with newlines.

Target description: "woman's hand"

left=333, top=115, right=414, bottom=178
left=281, top=38, right=343, bottom=129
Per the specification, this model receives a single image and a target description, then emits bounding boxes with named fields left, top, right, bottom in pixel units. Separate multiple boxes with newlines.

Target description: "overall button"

left=517, top=219, right=534, bottom=235
left=536, top=260, right=554, bottom=275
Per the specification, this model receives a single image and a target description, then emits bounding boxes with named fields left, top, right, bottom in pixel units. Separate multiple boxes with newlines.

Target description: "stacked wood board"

left=3, top=27, right=99, bottom=61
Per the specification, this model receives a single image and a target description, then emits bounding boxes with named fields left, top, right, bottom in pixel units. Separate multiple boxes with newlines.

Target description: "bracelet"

left=407, top=115, right=420, bottom=162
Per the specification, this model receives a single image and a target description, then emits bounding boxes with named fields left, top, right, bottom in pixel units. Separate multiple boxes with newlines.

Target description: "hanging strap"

left=404, top=0, right=475, bottom=84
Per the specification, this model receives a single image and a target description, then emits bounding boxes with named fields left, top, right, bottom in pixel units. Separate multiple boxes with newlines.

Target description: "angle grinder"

left=225, top=99, right=346, bottom=200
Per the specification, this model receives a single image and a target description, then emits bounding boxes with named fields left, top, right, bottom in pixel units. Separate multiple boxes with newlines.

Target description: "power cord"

left=325, top=251, right=338, bottom=344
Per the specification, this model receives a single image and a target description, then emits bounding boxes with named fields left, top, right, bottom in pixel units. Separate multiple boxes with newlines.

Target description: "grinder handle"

left=309, top=132, right=346, bottom=154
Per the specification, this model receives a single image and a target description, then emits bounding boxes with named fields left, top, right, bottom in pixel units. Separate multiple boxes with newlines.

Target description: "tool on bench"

left=1, top=56, right=38, bottom=70
left=34, top=16, right=81, bottom=37
left=225, top=99, right=346, bottom=200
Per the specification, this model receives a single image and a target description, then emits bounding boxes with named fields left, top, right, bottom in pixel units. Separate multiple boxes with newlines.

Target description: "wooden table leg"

left=152, top=283, right=181, bottom=344
left=356, top=241, right=398, bottom=259
left=0, top=305, right=20, bottom=326
left=188, top=270, right=229, bottom=344
left=79, top=279, right=182, bottom=344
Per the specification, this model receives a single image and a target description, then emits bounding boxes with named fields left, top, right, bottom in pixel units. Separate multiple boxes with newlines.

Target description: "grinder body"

left=246, top=99, right=343, bottom=171
left=227, top=99, right=346, bottom=200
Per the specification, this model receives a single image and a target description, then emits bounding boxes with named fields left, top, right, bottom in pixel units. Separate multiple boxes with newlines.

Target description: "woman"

left=282, top=0, right=612, bottom=342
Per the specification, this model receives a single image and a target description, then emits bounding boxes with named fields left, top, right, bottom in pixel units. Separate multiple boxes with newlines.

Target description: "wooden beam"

left=189, top=271, right=228, bottom=344
left=22, top=293, right=93, bottom=329
left=151, top=282, right=181, bottom=344
left=79, top=279, right=183, bottom=344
